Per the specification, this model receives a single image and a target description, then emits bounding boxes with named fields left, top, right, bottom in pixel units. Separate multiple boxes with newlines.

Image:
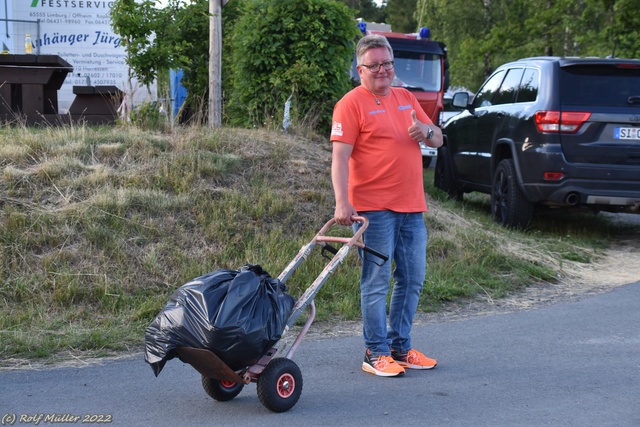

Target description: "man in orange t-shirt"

left=330, top=34, right=443, bottom=377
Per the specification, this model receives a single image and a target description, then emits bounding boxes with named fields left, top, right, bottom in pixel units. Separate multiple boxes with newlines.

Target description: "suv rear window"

left=560, top=65, right=640, bottom=107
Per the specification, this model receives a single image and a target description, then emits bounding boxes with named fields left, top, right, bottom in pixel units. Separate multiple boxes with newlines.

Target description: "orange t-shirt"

left=330, top=86, right=432, bottom=212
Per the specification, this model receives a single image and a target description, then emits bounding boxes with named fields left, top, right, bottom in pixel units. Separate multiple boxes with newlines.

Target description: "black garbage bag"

left=144, top=264, right=296, bottom=376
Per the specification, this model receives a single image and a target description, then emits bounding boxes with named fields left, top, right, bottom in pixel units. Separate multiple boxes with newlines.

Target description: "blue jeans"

left=353, top=211, right=427, bottom=356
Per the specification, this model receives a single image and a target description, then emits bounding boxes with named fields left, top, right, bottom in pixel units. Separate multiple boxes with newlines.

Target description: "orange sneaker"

left=362, top=349, right=405, bottom=377
left=392, top=348, right=437, bottom=370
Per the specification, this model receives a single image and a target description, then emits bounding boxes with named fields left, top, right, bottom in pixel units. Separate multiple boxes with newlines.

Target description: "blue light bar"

left=419, top=27, right=430, bottom=39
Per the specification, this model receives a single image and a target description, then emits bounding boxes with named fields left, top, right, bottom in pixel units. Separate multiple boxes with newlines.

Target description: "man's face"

left=357, top=47, right=394, bottom=94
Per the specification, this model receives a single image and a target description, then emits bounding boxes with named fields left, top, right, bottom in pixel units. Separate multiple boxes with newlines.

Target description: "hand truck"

left=174, top=216, right=387, bottom=412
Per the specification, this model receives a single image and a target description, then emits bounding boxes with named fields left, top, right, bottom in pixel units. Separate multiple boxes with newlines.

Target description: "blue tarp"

left=170, top=69, right=187, bottom=119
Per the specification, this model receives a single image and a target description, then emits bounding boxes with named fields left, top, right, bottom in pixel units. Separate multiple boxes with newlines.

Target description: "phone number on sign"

left=1, top=413, right=112, bottom=424
left=67, top=79, right=117, bottom=86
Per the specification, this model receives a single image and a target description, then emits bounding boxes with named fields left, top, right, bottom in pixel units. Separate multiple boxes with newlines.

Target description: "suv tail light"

left=615, top=63, right=640, bottom=69
left=534, top=111, right=591, bottom=133
left=543, top=172, right=564, bottom=181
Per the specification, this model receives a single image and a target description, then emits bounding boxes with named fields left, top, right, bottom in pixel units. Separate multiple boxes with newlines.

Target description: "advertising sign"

left=3, top=0, right=155, bottom=113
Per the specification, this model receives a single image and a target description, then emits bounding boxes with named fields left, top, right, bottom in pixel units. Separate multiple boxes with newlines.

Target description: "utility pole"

left=209, top=0, right=223, bottom=128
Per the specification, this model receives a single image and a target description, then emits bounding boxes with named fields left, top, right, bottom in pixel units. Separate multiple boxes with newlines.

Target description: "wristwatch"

left=426, top=125, right=434, bottom=140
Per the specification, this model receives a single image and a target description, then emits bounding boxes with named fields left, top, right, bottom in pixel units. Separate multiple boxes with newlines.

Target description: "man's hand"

left=408, top=110, right=443, bottom=148
left=334, top=201, right=358, bottom=226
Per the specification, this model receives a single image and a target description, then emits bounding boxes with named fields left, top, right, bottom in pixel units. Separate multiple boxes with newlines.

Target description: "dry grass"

left=1, top=123, right=638, bottom=367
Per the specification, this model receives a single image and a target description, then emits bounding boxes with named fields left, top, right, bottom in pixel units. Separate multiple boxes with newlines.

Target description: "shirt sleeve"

left=330, top=94, right=360, bottom=146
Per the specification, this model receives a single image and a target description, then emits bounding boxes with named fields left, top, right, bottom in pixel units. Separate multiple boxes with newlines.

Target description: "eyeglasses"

left=359, top=61, right=394, bottom=73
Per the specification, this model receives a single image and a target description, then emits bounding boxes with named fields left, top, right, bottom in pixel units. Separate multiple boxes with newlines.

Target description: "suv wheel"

left=434, top=145, right=462, bottom=201
left=491, top=159, right=533, bottom=229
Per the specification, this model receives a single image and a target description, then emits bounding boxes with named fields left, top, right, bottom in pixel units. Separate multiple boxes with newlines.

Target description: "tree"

left=416, top=0, right=640, bottom=92
left=417, top=0, right=491, bottom=91
left=338, top=0, right=387, bottom=22
left=111, top=0, right=212, bottom=116
left=226, top=0, right=359, bottom=131
left=386, top=0, right=418, bottom=32
left=602, top=0, right=640, bottom=58
left=110, top=0, right=173, bottom=87
left=111, top=0, right=640, bottom=128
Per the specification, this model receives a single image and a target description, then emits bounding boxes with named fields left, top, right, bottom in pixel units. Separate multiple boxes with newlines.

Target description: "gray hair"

left=356, top=34, right=394, bottom=65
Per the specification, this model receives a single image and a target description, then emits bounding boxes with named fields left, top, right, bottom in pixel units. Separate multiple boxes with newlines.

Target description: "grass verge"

left=1, top=124, right=637, bottom=366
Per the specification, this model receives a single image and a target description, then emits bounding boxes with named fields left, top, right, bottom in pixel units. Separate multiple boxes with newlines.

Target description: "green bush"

left=129, top=101, right=167, bottom=130
left=227, top=0, right=359, bottom=131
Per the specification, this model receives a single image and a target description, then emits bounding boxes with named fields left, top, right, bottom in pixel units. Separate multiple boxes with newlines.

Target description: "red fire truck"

left=353, top=21, right=450, bottom=166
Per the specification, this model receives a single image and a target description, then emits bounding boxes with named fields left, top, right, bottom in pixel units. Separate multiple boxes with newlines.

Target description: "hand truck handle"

left=315, top=216, right=389, bottom=263
left=349, top=215, right=389, bottom=263
left=360, top=244, right=389, bottom=263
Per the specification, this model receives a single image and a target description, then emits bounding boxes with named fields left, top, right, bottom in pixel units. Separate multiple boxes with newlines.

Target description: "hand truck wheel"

left=201, top=376, right=244, bottom=402
left=256, top=358, right=303, bottom=412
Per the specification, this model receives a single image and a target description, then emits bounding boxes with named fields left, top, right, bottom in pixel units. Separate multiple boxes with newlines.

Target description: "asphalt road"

left=2, top=281, right=639, bottom=427
left=603, top=212, right=640, bottom=225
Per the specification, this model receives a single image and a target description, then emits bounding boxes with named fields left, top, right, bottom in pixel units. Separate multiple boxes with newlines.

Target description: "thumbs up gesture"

left=408, top=110, right=442, bottom=148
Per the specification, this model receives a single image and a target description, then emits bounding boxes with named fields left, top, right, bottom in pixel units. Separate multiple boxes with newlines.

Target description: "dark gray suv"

left=435, top=56, right=640, bottom=228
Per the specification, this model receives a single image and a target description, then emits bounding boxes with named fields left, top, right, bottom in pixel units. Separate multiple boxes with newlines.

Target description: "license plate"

left=614, top=127, right=640, bottom=140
